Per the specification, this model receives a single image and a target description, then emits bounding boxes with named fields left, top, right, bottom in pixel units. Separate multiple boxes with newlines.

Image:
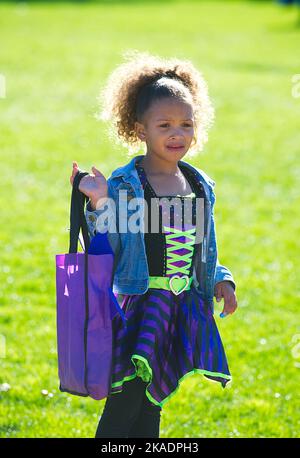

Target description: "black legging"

left=95, top=376, right=162, bottom=438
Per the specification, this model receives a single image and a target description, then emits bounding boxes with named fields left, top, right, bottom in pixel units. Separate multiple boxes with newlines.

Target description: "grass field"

left=0, top=0, right=300, bottom=438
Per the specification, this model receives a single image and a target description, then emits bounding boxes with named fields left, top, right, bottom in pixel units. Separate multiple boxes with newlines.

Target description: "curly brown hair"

left=95, top=49, right=215, bottom=158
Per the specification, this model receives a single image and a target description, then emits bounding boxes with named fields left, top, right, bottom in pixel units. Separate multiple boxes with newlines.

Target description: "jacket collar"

left=110, top=154, right=215, bottom=190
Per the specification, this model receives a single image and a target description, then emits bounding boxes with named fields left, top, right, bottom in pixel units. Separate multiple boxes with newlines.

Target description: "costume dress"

left=109, top=159, right=232, bottom=408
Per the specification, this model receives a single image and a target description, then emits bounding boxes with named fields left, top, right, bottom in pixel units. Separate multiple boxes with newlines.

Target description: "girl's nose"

left=169, top=127, right=185, bottom=138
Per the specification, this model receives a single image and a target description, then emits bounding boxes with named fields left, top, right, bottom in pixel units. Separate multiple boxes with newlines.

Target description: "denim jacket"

left=84, top=154, right=236, bottom=314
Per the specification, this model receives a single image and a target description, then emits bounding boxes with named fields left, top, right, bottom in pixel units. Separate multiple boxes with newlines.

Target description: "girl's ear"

left=190, top=134, right=197, bottom=148
left=135, top=121, right=146, bottom=141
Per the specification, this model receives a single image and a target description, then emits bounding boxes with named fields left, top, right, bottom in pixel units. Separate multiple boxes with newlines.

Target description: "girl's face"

left=135, top=98, right=195, bottom=163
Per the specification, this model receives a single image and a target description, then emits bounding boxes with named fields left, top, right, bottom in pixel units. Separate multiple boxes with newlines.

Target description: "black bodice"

left=135, top=159, right=205, bottom=277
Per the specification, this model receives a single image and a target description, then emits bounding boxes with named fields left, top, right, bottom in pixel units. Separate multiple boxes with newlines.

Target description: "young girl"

left=70, top=51, right=238, bottom=438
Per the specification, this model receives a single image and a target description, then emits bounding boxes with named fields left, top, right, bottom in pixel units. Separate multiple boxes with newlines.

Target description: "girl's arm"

left=209, top=187, right=236, bottom=291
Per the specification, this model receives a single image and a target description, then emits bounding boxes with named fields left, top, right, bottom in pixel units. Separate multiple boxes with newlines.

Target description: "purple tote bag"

left=55, top=170, right=126, bottom=400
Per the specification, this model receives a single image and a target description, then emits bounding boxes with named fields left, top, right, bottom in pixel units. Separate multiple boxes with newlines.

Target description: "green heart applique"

left=169, top=275, right=190, bottom=295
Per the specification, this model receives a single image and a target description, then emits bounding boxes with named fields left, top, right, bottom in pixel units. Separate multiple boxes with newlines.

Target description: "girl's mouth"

left=166, top=145, right=185, bottom=151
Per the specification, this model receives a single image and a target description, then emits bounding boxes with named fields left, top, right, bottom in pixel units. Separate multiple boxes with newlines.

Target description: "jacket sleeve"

left=215, top=258, right=236, bottom=291
left=84, top=179, right=120, bottom=255
left=210, top=186, right=236, bottom=292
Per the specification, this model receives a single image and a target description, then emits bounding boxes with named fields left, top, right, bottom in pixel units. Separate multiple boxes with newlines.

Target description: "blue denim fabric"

left=84, top=154, right=236, bottom=314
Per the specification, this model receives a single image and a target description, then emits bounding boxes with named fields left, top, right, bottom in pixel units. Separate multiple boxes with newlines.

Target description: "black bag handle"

left=69, top=170, right=91, bottom=254
left=68, top=170, right=92, bottom=394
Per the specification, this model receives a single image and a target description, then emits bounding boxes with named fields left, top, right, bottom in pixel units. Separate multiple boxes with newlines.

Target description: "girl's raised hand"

left=70, top=161, right=108, bottom=209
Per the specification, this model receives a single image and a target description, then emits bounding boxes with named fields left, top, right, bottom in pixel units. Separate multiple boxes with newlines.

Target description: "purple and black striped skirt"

left=109, top=285, right=232, bottom=408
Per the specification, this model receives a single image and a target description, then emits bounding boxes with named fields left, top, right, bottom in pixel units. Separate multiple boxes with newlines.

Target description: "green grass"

left=0, top=0, right=300, bottom=438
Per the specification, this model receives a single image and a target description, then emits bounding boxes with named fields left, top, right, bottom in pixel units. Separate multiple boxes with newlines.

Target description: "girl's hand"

left=214, top=281, right=238, bottom=318
left=70, top=161, right=108, bottom=209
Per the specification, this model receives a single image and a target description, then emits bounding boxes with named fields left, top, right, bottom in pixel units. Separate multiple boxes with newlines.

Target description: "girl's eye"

left=159, top=123, right=192, bottom=128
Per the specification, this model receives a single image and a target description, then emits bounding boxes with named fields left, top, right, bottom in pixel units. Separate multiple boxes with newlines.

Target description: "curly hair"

left=95, top=49, right=215, bottom=158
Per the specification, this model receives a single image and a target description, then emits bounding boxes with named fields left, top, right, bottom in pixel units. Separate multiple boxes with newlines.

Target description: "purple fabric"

left=55, top=252, right=117, bottom=400
left=88, top=231, right=114, bottom=255
left=110, top=286, right=232, bottom=408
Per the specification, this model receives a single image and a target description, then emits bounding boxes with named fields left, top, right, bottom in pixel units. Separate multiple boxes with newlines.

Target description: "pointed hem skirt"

left=109, top=285, right=232, bottom=408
